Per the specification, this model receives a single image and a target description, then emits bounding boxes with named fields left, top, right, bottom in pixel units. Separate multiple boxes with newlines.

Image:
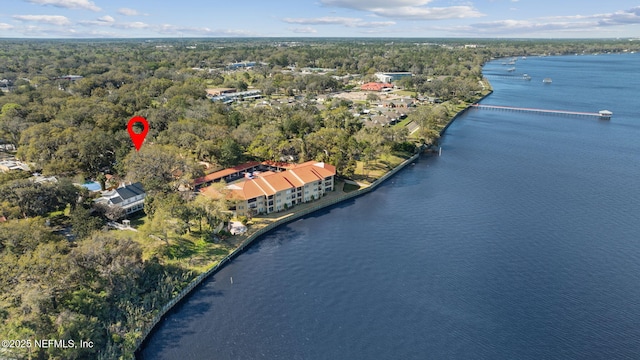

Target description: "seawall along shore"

left=134, top=151, right=420, bottom=358
left=134, top=90, right=494, bottom=358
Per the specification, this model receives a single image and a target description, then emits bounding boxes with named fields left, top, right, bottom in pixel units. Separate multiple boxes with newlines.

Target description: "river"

left=140, top=53, right=640, bottom=359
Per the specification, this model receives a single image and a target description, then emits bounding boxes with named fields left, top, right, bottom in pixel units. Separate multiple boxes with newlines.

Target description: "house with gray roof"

left=95, top=182, right=146, bottom=216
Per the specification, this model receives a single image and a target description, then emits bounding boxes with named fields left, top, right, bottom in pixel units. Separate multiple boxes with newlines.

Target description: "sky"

left=1, top=0, right=640, bottom=38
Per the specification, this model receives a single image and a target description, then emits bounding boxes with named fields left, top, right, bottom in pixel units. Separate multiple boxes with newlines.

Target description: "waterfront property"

left=194, top=161, right=264, bottom=188
left=194, top=160, right=306, bottom=189
left=141, top=54, right=640, bottom=360
left=94, top=182, right=146, bottom=215
left=200, top=161, right=336, bottom=216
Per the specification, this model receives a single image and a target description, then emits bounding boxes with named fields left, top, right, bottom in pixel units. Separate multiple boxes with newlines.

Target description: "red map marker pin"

left=127, top=116, right=149, bottom=151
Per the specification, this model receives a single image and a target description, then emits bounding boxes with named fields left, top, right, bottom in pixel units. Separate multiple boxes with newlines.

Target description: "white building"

left=375, top=72, right=413, bottom=83
left=201, top=161, right=336, bottom=216
left=0, top=160, right=30, bottom=172
left=95, top=182, right=146, bottom=215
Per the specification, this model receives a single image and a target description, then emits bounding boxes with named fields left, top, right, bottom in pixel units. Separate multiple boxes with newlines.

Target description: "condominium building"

left=200, top=161, right=336, bottom=216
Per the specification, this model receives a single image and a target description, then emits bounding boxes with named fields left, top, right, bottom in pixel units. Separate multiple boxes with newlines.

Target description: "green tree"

left=0, top=217, right=57, bottom=254
left=217, top=138, right=244, bottom=167
left=70, top=206, right=105, bottom=239
left=123, top=144, right=198, bottom=193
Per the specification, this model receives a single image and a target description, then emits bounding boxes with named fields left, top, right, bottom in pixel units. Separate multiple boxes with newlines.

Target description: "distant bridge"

left=470, top=104, right=612, bottom=120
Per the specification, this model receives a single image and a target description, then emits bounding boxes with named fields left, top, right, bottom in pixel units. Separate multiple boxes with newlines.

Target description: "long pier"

left=471, top=104, right=612, bottom=119
left=484, top=74, right=531, bottom=81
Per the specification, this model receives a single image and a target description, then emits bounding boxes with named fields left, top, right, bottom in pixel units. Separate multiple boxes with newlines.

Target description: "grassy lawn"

left=161, top=235, right=233, bottom=272
left=394, top=118, right=412, bottom=128
left=394, top=90, right=416, bottom=97
left=128, top=213, right=148, bottom=227
left=352, top=152, right=409, bottom=183
left=104, top=213, right=235, bottom=273
left=342, top=182, right=360, bottom=192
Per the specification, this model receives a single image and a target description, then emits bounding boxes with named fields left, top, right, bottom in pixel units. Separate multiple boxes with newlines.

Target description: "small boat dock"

left=471, top=104, right=612, bottom=120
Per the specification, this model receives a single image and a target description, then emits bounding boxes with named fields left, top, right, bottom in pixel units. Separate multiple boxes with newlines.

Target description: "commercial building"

left=361, top=82, right=393, bottom=92
left=375, top=72, right=413, bottom=83
left=209, top=90, right=262, bottom=103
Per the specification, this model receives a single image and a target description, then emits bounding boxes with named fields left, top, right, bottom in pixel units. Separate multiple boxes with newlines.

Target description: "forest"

left=1, top=38, right=639, bottom=359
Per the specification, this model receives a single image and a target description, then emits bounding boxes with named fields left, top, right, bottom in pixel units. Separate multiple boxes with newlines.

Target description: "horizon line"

left=1, top=36, right=639, bottom=41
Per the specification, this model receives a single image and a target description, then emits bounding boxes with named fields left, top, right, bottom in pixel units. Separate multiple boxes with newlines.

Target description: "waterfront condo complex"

left=199, top=161, right=336, bottom=216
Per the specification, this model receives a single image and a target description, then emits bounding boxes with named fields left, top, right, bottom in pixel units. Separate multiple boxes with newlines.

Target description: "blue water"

left=82, top=181, right=102, bottom=191
left=140, top=54, right=640, bottom=359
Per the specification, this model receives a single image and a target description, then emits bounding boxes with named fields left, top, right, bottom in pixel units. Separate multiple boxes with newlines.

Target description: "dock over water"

left=471, top=104, right=612, bottom=120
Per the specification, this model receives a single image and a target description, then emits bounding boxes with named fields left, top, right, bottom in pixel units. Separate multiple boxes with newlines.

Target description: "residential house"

left=226, top=61, right=257, bottom=70
left=95, top=182, right=146, bottom=216
left=0, top=79, right=14, bottom=93
left=0, top=160, right=30, bottom=172
left=56, top=75, right=84, bottom=81
left=206, top=88, right=237, bottom=97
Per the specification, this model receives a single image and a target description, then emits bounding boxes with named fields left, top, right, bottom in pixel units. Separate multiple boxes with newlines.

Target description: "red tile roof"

left=201, top=161, right=336, bottom=201
left=194, top=161, right=262, bottom=186
left=361, top=82, right=393, bottom=91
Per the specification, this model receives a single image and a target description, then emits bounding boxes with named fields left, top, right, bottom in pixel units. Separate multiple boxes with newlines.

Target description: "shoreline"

left=134, top=91, right=493, bottom=357
left=440, top=90, right=493, bottom=137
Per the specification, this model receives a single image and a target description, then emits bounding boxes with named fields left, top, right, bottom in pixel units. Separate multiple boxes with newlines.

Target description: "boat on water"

left=543, top=78, right=552, bottom=84
left=507, top=67, right=516, bottom=72
left=523, top=74, right=531, bottom=80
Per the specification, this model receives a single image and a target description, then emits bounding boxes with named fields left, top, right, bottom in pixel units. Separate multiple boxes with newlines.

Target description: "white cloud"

left=13, top=14, right=71, bottom=26
left=156, top=24, right=257, bottom=36
left=79, top=15, right=116, bottom=26
left=290, top=27, right=318, bottom=34
left=319, top=0, right=483, bottom=20
left=16, top=25, right=121, bottom=37
left=283, top=16, right=395, bottom=28
left=117, top=8, right=140, bottom=16
left=592, top=7, right=640, bottom=26
left=321, top=0, right=432, bottom=9
left=74, top=18, right=256, bottom=37
left=371, top=6, right=483, bottom=20
left=25, top=0, right=101, bottom=12
left=115, top=22, right=149, bottom=29
left=283, top=16, right=359, bottom=26
left=355, top=21, right=396, bottom=28
left=0, top=23, right=14, bottom=30
left=98, top=15, right=115, bottom=23
left=442, top=7, right=640, bottom=36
